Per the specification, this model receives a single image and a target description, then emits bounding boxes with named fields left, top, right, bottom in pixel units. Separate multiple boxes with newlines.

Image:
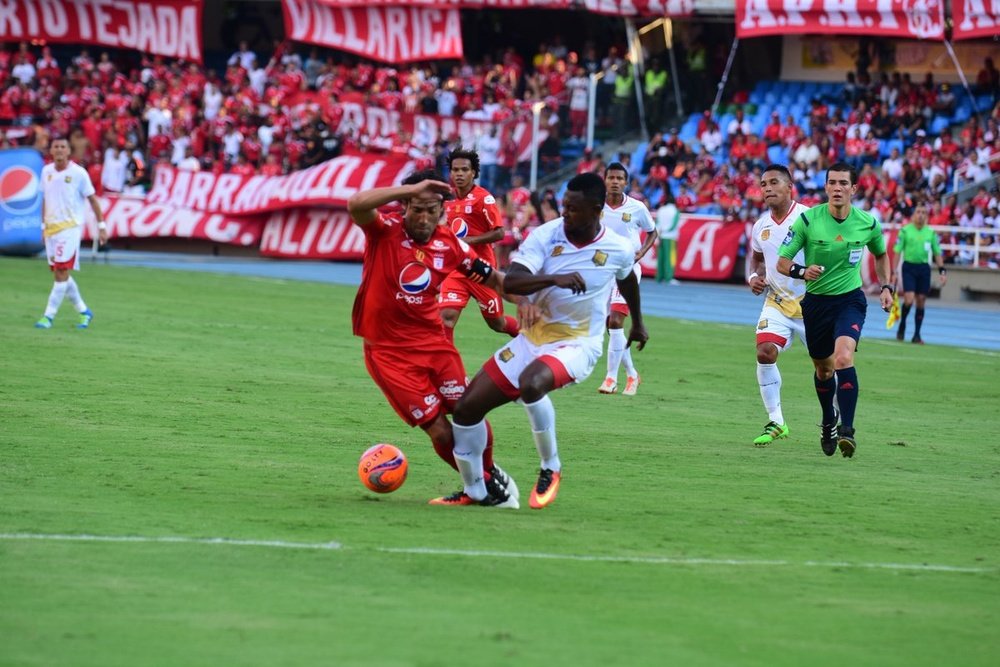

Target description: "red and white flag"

left=952, top=0, right=1000, bottom=40
left=282, top=0, right=462, bottom=63
left=736, top=0, right=945, bottom=40
left=0, top=0, right=204, bottom=62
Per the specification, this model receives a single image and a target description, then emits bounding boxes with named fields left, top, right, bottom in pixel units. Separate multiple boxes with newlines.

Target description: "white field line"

left=0, top=533, right=992, bottom=574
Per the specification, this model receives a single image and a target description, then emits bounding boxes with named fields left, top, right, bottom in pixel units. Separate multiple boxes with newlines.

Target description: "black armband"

left=881, top=284, right=895, bottom=295
left=466, top=257, right=494, bottom=283
left=789, top=263, right=807, bottom=280
left=938, top=267, right=947, bottom=276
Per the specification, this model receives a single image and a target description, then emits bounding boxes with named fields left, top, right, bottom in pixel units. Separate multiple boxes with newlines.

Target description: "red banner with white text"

left=672, top=216, right=744, bottom=281
left=146, top=155, right=415, bottom=215
left=0, top=0, right=204, bottom=62
left=312, top=0, right=693, bottom=16
left=84, top=196, right=366, bottom=260
left=282, top=0, right=463, bottom=63
left=952, top=0, right=1000, bottom=39
left=736, top=0, right=945, bottom=40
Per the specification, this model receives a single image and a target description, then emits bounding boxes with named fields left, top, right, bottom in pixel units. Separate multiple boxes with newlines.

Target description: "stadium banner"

left=309, top=0, right=694, bottom=16
left=329, top=100, right=543, bottom=164
left=146, top=155, right=415, bottom=215
left=82, top=195, right=265, bottom=246
left=82, top=196, right=366, bottom=259
left=282, top=0, right=463, bottom=63
left=258, top=209, right=365, bottom=259
left=952, top=0, right=1000, bottom=40
left=0, top=0, right=204, bottom=63
left=0, top=148, right=44, bottom=256
left=635, top=215, right=741, bottom=281
left=736, top=0, right=946, bottom=40
left=672, top=215, right=744, bottom=281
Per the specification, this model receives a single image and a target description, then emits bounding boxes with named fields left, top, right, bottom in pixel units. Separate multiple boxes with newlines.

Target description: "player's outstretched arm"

left=347, top=180, right=451, bottom=227
left=464, top=228, right=505, bottom=246
left=616, top=271, right=648, bottom=350
left=503, top=263, right=586, bottom=295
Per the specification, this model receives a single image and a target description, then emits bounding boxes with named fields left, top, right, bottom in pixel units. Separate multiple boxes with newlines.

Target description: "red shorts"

left=363, top=343, right=468, bottom=427
left=439, top=273, right=504, bottom=319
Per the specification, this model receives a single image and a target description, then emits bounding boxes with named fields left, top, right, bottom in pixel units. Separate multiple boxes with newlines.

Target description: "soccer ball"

left=358, top=444, right=408, bottom=493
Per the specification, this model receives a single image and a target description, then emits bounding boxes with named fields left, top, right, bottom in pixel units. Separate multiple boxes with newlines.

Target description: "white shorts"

left=482, top=334, right=603, bottom=399
left=755, top=304, right=806, bottom=351
left=609, top=263, right=641, bottom=313
left=45, top=226, right=82, bottom=271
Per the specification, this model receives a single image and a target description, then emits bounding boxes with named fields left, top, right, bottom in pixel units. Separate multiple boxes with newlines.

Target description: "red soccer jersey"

left=445, top=185, right=502, bottom=265
left=352, top=213, right=481, bottom=348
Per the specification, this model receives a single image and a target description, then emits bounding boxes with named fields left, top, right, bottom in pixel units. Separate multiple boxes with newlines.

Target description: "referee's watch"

left=881, top=284, right=895, bottom=296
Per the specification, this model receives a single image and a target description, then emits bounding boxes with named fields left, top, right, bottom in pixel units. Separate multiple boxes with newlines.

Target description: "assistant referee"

left=892, top=201, right=947, bottom=344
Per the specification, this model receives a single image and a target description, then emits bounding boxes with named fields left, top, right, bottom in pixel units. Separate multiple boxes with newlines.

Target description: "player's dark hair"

left=604, top=161, right=629, bottom=182
left=567, top=172, right=606, bottom=208
left=827, top=161, right=858, bottom=185
left=447, top=148, right=480, bottom=177
left=402, top=169, right=445, bottom=186
left=762, top=164, right=792, bottom=182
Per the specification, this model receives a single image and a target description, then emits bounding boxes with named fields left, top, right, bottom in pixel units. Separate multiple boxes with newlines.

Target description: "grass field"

left=2, top=255, right=999, bottom=667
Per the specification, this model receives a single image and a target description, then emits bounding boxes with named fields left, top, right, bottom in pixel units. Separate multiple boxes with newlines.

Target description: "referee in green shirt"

left=777, top=162, right=893, bottom=459
left=892, top=201, right=947, bottom=344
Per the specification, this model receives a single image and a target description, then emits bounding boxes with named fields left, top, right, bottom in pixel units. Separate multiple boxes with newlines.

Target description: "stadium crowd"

left=2, top=37, right=998, bottom=268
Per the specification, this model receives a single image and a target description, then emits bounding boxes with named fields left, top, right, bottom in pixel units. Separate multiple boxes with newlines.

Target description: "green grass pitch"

left=1, top=256, right=998, bottom=667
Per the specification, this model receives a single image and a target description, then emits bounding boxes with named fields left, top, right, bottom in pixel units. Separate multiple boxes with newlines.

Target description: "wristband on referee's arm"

left=938, top=266, right=947, bottom=276
left=881, top=284, right=895, bottom=296
left=789, top=263, right=807, bottom=280
left=97, top=222, right=107, bottom=231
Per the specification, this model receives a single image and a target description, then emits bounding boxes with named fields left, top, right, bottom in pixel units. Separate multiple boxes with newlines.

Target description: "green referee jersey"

left=894, top=223, right=941, bottom=263
left=778, top=204, right=886, bottom=295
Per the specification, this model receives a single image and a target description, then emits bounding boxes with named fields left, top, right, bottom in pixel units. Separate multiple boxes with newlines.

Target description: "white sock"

left=757, top=362, right=784, bottom=424
left=65, top=277, right=88, bottom=313
left=523, top=395, right=560, bottom=472
left=622, top=345, right=637, bottom=377
left=451, top=420, right=488, bottom=500
left=606, top=328, right=626, bottom=381
left=44, top=281, right=69, bottom=319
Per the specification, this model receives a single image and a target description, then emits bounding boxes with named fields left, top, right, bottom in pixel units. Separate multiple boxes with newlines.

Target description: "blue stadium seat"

left=887, top=138, right=904, bottom=156
left=930, top=115, right=951, bottom=136
left=631, top=142, right=648, bottom=173
left=767, top=145, right=788, bottom=164
left=696, top=204, right=723, bottom=215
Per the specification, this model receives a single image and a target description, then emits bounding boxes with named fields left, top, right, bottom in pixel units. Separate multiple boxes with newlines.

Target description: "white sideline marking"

left=0, top=533, right=991, bottom=573
left=0, top=533, right=342, bottom=551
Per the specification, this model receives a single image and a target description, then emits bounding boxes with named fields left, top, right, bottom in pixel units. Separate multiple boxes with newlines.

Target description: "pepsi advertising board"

left=0, top=148, right=44, bottom=256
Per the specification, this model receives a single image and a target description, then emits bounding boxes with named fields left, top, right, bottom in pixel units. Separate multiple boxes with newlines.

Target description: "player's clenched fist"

left=553, top=272, right=586, bottom=294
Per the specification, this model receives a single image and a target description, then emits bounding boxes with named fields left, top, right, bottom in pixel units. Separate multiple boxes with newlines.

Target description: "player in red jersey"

left=348, top=169, right=520, bottom=508
left=439, top=148, right=520, bottom=343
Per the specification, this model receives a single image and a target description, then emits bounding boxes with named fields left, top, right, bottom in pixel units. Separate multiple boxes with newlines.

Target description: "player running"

left=439, top=148, right=520, bottom=343
left=746, top=165, right=810, bottom=446
left=451, top=173, right=648, bottom=509
left=347, top=169, right=523, bottom=508
left=597, top=162, right=657, bottom=396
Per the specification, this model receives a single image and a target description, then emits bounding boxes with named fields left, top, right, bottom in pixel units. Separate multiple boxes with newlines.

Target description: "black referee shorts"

left=901, top=261, right=931, bottom=295
left=801, top=289, right=868, bottom=360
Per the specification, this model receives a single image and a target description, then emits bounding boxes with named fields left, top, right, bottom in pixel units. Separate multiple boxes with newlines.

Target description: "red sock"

left=502, top=315, right=519, bottom=337
left=431, top=438, right=458, bottom=472
left=444, top=325, right=455, bottom=344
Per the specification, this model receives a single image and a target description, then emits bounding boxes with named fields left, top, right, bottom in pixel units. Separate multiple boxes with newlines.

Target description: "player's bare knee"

left=756, top=345, right=778, bottom=364
left=451, top=401, right=481, bottom=426
left=833, top=350, right=855, bottom=369
left=421, top=416, right=453, bottom=447
left=607, top=312, right=625, bottom=329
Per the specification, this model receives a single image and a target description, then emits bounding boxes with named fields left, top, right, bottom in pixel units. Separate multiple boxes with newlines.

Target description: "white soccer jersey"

left=41, top=161, right=95, bottom=238
left=601, top=195, right=655, bottom=253
left=751, top=201, right=809, bottom=317
left=511, top=219, right=634, bottom=346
